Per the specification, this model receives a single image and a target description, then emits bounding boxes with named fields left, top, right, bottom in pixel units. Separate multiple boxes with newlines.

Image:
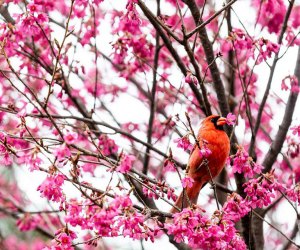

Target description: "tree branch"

left=137, top=0, right=208, bottom=114
left=262, top=46, right=300, bottom=173
left=248, top=0, right=295, bottom=158
left=185, top=0, right=237, bottom=39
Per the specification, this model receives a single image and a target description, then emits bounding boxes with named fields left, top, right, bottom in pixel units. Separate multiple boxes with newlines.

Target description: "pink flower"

left=63, top=131, right=78, bottom=144
left=0, top=152, right=12, bottom=166
left=37, top=174, right=65, bottom=203
left=87, top=195, right=162, bottom=242
left=16, top=214, right=40, bottom=231
left=98, top=135, right=118, bottom=156
left=27, top=3, right=40, bottom=13
left=125, top=0, right=141, bottom=25
left=181, top=176, right=194, bottom=188
left=185, top=72, right=198, bottom=85
left=167, top=187, right=177, bottom=201
left=282, top=75, right=299, bottom=93
left=252, top=0, right=286, bottom=34
left=122, top=122, right=139, bottom=133
left=287, top=136, right=300, bottom=158
left=199, top=141, right=212, bottom=158
left=54, top=229, right=77, bottom=249
left=230, top=146, right=262, bottom=178
left=223, top=193, right=250, bottom=222
left=226, top=113, right=236, bottom=126
left=257, top=38, right=280, bottom=64
left=291, top=125, right=300, bottom=137
left=174, top=136, right=194, bottom=152
left=143, top=186, right=159, bottom=199
left=58, top=233, right=72, bottom=249
left=287, top=187, right=300, bottom=206
left=117, top=154, right=135, bottom=173
left=243, top=171, right=280, bottom=208
left=225, top=29, right=254, bottom=58
left=165, top=208, right=246, bottom=249
left=164, top=158, right=176, bottom=172
left=54, top=143, right=71, bottom=161
left=26, top=154, right=43, bottom=172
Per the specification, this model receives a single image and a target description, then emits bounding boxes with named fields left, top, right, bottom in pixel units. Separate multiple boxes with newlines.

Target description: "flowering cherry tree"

left=0, top=0, right=300, bottom=249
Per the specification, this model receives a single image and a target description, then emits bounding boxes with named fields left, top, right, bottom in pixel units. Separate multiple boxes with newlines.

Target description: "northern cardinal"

left=171, top=115, right=230, bottom=213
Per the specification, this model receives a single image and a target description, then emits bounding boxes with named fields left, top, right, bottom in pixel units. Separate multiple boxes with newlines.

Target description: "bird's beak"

left=216, top=117, right=227, bottom=126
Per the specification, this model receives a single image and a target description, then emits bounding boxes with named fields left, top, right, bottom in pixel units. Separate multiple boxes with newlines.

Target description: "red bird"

left=171, top=115, right=230, bottom=213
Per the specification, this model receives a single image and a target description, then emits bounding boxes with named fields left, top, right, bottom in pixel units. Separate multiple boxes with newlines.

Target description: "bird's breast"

left=194, top=129, right=230, bottom=180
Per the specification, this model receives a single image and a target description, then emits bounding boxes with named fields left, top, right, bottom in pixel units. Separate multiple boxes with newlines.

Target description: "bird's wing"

left=188, top=145, right=204, bottom=176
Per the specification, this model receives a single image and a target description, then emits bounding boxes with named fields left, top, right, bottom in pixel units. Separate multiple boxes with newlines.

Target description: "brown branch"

left=248, top=0, right=295, bottom=158
left=185, top=0, right=237, bottom=39
left=0, top=4, right=15, bottom=24
left=137, top=0, right=207, bottom=114
left=143, top=0, right=161, bottom=174
left=183, top=0, right=230, bottom=117
left=252, top=210, right=300, bottom=249
left=262, top=46, right=300, bottom=173
left=281, top=222, right=299, bottom=250
left=0, top=205, right=54, bottom=241
left=1, top=108, right=185, bottom=168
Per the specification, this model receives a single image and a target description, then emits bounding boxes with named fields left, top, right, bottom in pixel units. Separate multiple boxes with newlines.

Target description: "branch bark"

left=183, top=0, right=231, bottom=117
left=137, top=0, right=208, bottom=114
left=252, top=46, right=300, bottom=250
left=248, top=0, right=295, bottom=158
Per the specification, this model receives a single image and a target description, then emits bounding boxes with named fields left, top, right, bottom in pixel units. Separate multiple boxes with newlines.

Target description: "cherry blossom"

left=181, top=176, right=194, bottom=188
left=174, top=135, right=194, bottom=152
left=226, top=113, right=236, bottom=126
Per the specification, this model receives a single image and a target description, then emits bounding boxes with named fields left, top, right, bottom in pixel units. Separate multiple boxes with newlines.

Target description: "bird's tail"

left=170, top=180, right=204, bottom=213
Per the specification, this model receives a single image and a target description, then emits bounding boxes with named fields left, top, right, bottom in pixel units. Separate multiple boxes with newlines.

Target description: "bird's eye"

left=211, top=117, right=218, bottom=123
left=210, top=116, right=221, bottom=125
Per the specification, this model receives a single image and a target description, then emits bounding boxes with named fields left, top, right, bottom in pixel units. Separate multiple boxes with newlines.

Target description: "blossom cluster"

left=165, top=208, right=247, bottom=249
left=62, top=196, right=162, bottom=247
left=243, top=171, right=282, bottom=208
left=37, top=174, right=66, bottom=203
left=229, top=146, right=262, bottom=178
left=142, top=179, right=177, bottom=201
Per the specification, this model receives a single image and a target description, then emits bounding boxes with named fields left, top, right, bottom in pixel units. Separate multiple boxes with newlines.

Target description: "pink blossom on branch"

left=282, top=75, right=300, bottom=93
left=185, top=72, right=198, bottom=85
left=164, top=158, right=176, bottom=172
left=53, top=143, right=71, bottom=161
left=174, top=135, right=194, bottom=152
left=125, top=0, right=141, bottom=25
left=286, top=184, right=300, bottom=205
left=256, top=38, right=280, bottom=64
left=98, top=134, right=119, bottom=156
left=117, top=154, right=135, bottom=173
left=37, top=174, right=66, bottom=203
left=226, top=113, right=236, bottom=126
left=243, top=171, right=282, bottom=208
left=291, top=125, right=300, bottom=137
left=181, top=176, right=194, bottom=188
left=16, top=214, right=40, bottom=231
left=229, top=146, right=262, bottom=178
left=196, top=139, right=212, bottom=158
left=63, top=131, right=78, bottom=144
left=165, top=208, right=247, bottom=249
left=252, top=0, right=286, bottom=34
left=223, top=193, right=251, bottom=222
